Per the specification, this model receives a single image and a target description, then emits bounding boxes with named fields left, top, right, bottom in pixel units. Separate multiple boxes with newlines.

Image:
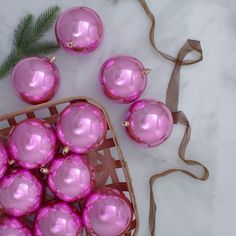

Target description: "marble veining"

left=0, top=0, right=235, bottom=235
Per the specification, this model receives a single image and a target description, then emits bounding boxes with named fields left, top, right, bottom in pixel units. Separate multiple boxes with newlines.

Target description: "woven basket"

left=0, top=96, right=139, bottom=236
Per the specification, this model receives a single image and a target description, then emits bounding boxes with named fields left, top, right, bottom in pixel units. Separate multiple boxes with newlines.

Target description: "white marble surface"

left=0, top=0, right=235, bottom=235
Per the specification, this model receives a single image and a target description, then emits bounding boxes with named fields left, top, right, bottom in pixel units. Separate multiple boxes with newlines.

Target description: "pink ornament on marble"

left=48, top=153, right=96, bottom=202
left=0, top=142, right=8, bottom=179
left=100, top=55, right=148, bottom=103
left=11, top=56, right=60, bottom=104
left=0, top=217, right=32, bottom=236
left=34, top=202, right=83, bottom=236
left=8, top=119, right=56, bottom=169
left=123, top=99, right=173, bottom=147
left=56, top=102, right=107, bottom=154
left=0, top=169, right=42, bottom=217
left=56, top=6, right=104, bottom=54
left=83, top=187, right=132, bottom=236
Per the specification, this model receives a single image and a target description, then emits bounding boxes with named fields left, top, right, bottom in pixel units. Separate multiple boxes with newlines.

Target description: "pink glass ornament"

left=8, top=118, right=56, bottom=169
left=83, top=187, right=133, bottom=236
left=0, top=142, right=8, bottom=179
left=57, top=102, right=107, bottom=154
left=123, top=99, right=173, bottom=147
left=56, top=6, right=104, bottom=54
left=0, top=169, right=42, bottom=217
left=100, top=55, right=148, bottom=103
left=12, top=56, right=60, bottom=104
left=34, top=202, right=83, bottom=236
left=48, top=153, right=96, bottom=202
left=0, top=217, right=32, bottom=236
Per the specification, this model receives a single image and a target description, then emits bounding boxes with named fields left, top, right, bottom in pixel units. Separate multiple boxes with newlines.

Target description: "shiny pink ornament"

left=0, top=142, right=8, bottom=179
left=34, top=202, right=83, bottom=236
left=83, top=187, right=133, bottom=236
left=123, top=99, right=173, bottom=147
left=0, top=169, right=42, bottom=217
left=100, top=55, right=148, bottom=103
left=57, top=102, right=107, bottom=154
left=48, top=153, right=96, bottom=202
left=0, top=217, right=32, bottom=236
left=11, top=57, right=60, bottom=104
left=8, top=119, right=56, bottom=169
left=56, top=7, right=104, bottom=54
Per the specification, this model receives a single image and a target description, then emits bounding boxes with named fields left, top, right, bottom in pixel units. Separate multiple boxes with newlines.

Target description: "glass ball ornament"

left=0, top=169, right=43, bottom=217
left=0, top=142, right=8, bottom=179
left=34, top=202, right=83, bottom=236
left=56, top=6, right=104, bottom=54
left=48, top=153, right=96, bottom=202
left=11, top=56, right=60, bottom=104
left=122, top=99, right=173, bottom=147
left=100, top=55, right=149, bottom=103
left=0, top=217, right=32, bottom=236
left=83, top=187, right=133, bottom=236
left=56, top=102, right=107, bottom=154
left=7, top=118, right=57, bottom=169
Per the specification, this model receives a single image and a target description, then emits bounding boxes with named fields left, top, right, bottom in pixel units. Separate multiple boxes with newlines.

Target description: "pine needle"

left=0, top=5, right=60, bottom=79
left=13, top=14, right=33, bottom=49
left=32, top=6, right=60, bottom=42
left=0, top=51, right=23, bottom=78
left=25, top=41, right=60, bottom=56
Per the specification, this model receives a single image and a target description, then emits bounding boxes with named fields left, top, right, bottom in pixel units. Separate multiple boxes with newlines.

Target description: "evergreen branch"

left=25, top=41, right=60, bottom=56
left=32, top=6, right=60, bottom=42
left=0, top=51, right=23, bottom=79
left=0, top=5, right=61, bottom=79
left=13, top=14, right=33, bottom=49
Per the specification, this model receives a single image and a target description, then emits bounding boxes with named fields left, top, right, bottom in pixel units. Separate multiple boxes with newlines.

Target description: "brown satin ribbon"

left=138, top=0, right=203, bottom=66
left=138, top=1, right=209, bottom=235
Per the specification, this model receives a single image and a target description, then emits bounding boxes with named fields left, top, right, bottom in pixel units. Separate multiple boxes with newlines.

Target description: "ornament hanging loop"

left=122, top=121, right=130, bottom=127
left=67, top=41, right=74, bottom=48
left=50, top=56, right=56, bottom=63
left=8, top=159, right=15, bottom=166
left=142, top=68, right=151, bottom=75
left=62, top=146, right=70, bottom=155
left=40, top=167, right=49, bottom=174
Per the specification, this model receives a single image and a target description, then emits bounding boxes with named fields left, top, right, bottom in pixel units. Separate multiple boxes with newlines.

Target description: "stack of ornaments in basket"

left=0, top=6, right=174, bottom=236
left=0, top=100, right=133, bottom=236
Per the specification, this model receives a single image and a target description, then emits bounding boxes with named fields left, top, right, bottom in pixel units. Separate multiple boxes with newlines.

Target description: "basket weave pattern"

left=0, top=96, right=139, bottom=236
